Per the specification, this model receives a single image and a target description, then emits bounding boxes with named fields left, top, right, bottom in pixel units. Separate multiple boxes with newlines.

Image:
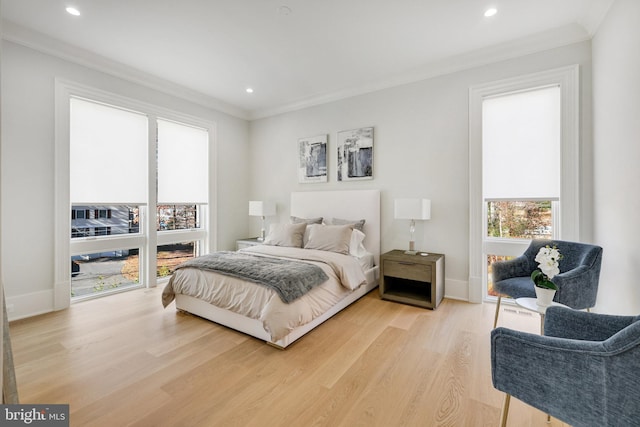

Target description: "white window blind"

left=157, top=119, right=209, bottom=204
left=70, top=97, right=148, bottom=204
left=482, top=86, right=560, bottom=201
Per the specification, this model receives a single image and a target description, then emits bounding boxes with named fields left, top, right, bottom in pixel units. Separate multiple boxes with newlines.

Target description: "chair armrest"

left=492, top=255, right=531, bottom=283
left=544, top=306, right=636, bottom=341
left=554, top=265, right=588, bottom=280
left=491, top=327, right=608, bottom=424
left=553, top=265, right=600, bottom=309
left=492, top=326, right=606, bottom=356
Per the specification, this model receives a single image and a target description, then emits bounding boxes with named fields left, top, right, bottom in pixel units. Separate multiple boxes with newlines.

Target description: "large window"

left=468, top=66, right=580, bottom=303
left=69, top=98, right=148, bottom=299
left=155, top=118, right=208, bottom=282
left=59, top=88, right=214, bottom=303
left=482, top=86, right=561, bottom=298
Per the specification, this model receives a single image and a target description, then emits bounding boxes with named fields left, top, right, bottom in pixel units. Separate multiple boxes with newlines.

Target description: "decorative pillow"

left=263, top=222, right=306, bottom=248
left=304, top=224, right=353, bottom=254
left=290, top=216, right=323, bottom=225
left=349, top=229, right=368, bottom=257
left=291, top=216, right=323, bottom=246
left=325, top=217, right=365, bottom=232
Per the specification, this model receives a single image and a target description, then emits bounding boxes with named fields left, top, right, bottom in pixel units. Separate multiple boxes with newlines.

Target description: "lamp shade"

left=394, top=199, right=431, bottom=220
left=249, top=201, right=276, bottom=217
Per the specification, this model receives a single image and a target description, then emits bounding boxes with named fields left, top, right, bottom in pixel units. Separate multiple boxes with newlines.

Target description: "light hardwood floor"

left=9, top=287, right=569, bottom=426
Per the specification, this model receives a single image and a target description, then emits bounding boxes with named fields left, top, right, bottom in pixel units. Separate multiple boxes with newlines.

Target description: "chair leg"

left=500, top=394, right=511, bottom=427
left=493, top=296, right=502, bottom=328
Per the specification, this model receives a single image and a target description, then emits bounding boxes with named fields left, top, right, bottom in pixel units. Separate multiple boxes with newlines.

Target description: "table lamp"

left=394, top=198, right=431, bottom=255
left=249, top=201, right=276, bottom=241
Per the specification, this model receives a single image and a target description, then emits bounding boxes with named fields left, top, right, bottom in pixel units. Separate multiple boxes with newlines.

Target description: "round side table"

left=515, top=297, right=568, bottom=334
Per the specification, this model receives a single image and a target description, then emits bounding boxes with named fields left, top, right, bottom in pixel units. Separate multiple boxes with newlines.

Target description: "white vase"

left=535, top=286, right=556, bottom=307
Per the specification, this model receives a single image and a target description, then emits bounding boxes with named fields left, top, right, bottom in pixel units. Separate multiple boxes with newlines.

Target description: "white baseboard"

left=467, top=275, right=484, bottom=303
left=444, top=278, right=470, bottom=302
left=6, top=290, right=56, bottom=321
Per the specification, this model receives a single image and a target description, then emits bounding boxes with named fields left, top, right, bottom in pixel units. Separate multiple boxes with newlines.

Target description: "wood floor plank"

left=73, top=332, right=242, bottom=425
left=8, top=286, right=570, bottom=426
left=290, top=325, right=410, bottom=427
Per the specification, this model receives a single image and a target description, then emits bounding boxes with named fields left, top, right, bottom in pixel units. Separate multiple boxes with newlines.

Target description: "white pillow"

left=263, top=222, right=306, bottom=248
left=349, top=229, right=368, bottom=257
left=304, top=224, right=352, bottom=254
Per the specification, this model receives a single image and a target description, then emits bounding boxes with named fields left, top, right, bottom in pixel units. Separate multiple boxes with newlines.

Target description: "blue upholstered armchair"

left=492, top=239, right=603, bottom=327
left=491, top=306, right=640, bottom=426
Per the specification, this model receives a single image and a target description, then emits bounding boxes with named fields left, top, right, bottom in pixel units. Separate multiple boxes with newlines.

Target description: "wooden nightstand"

left=236, top=238, right=262, bottom=250
left=379, top=250, right=445, bottom=309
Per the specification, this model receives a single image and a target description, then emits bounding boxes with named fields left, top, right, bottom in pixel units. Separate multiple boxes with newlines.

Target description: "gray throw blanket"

left=174, top=251, right=329, bottom=303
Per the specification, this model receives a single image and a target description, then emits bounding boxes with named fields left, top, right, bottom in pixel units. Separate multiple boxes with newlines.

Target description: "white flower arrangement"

left=531, top=245, right=562, bottom=290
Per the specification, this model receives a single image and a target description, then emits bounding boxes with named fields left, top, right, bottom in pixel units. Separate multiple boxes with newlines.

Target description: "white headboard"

left=290, top=189, right=381, bottom=265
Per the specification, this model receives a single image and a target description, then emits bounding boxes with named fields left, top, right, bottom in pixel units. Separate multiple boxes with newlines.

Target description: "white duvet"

left=162, top=245, right=368, bottom=341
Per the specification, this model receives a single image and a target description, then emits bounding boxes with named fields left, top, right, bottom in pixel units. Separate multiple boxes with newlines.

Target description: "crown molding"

left=249, top=23, right=591, bottom=120
left=578, top=0, right=615, bottom=37
left=1, top=20, right=250, bottom=121
left=2, top=19, right=592, bottom=122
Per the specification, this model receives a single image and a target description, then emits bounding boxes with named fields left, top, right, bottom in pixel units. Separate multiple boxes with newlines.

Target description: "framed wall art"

left=298, top=134, right=328, bottom=183
left=337, top=127, right=373, bottom=181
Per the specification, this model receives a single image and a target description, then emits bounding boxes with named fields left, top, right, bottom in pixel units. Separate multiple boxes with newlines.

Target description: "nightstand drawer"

left=383, top=260, right=431, bottom=282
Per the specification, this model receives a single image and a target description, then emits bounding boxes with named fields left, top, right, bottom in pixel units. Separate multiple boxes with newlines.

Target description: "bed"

left=162, top=189, right=380, bottom=348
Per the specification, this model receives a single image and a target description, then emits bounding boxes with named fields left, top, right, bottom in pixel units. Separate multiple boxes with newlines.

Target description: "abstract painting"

left=298, top=134, right=328, bottom=183
left=337, top=127, right=373, bottom=181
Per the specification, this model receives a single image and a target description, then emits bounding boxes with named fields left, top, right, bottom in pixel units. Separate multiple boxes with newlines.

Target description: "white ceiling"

left=1, top=0, right=613, bottom=119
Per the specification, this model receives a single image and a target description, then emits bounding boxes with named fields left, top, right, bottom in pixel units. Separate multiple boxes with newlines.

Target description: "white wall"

left=592, top=0, right=640, bottom=314
left=249, top=41, right=594, bottom=301
left=0, top=41, right=250, bottom=319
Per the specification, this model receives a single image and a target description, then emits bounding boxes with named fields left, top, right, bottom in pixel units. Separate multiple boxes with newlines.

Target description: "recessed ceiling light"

left=66, top=6, right=81, bottom=16
left=278, top=5, right=292, bottom=16
left=246, top=88, right=254, bottom=94
left=484, top=7, right=497, bottom=17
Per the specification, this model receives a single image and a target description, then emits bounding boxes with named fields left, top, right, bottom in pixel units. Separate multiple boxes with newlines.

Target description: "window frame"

left=468, top=65, right=580, bottom=303
left=55, top=80, right=217, bottom=308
